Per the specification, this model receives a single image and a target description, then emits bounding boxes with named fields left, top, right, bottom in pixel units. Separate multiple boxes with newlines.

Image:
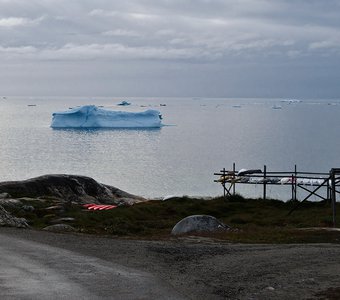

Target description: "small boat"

left=272, top=105, right=282, bottom=109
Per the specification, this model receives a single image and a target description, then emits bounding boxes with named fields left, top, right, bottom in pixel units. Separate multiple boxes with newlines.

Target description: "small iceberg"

left=281, top=99, right=302, bottom=104
left=51, top=105, right=163, bottom=128
left=272, top=105, right=282, bottom=109
left=117, top=100, right=131, bottom=106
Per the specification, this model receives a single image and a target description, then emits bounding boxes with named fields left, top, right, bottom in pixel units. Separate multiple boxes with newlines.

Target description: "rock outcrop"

left=0, top=174, right=145, bottom=205
left=0, top=205, right=28, bottom=228
left=171, top=215, right=229, bottom=235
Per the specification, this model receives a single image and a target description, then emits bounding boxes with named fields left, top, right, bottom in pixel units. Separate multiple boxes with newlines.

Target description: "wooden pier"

left=214, top=164, right=340, bottom=227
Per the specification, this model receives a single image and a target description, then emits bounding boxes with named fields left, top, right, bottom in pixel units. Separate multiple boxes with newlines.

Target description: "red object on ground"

left=83, top=204, right=117, bottom=210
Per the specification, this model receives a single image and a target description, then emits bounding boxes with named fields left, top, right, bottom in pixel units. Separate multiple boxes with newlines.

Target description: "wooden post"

left=294, top=165, right=297, bottom=201
left=263, top=165, right=267, bottom=200
left=222, top=168, right=226, bottom=198
left=291, top=173, right=294, bottom=201
left=331, top=169, right=337, bottom=227
left=233, top=163, right=236, bottom=196
left=327, top=178, right=330, bottom=203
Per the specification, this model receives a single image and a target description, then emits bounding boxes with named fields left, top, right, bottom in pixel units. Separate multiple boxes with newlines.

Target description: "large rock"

left=0, top=205, right=28, bottom=228
left=171, top=215, right=229, bottom=235
left=0, top=174, right=144, bottom=205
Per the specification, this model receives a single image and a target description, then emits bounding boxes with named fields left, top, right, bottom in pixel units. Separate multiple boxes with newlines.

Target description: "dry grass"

left=9, top=195, right=340, bottom=243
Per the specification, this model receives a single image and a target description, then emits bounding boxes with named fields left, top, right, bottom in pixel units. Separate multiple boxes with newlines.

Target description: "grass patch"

left=6, top=195, right=340, bottom=243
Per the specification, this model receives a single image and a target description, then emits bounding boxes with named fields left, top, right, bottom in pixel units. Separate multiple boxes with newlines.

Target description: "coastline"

left=1, top=175, right=340, bottom=298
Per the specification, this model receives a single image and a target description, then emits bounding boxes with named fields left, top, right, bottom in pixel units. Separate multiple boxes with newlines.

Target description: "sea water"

left=1, top=96, right=340, bottom=200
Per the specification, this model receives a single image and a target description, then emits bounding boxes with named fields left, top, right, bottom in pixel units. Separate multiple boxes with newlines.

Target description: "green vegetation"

left=8, top=195, right=340, bottom=243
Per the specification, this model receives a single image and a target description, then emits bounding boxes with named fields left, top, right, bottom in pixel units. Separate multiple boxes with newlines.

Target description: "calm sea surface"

left=1, top=96, right=340, bottom=200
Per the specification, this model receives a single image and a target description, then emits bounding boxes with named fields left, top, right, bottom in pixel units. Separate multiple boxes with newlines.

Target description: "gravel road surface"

left=0, top=230, right=186, bottom=300
left=1, top=228, right=340, bottom=299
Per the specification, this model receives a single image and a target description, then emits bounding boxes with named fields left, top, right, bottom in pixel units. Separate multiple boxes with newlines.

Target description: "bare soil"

left=1, top=227, right=340, bottom=299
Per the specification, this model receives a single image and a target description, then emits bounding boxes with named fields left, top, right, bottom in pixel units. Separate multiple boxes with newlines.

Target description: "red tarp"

left=83, top=204, right=117, bottom=210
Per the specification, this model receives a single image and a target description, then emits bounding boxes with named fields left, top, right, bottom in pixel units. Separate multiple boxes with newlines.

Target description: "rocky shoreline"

left=0, top=174, right=144, bottom=205
left=0, top=174, right=145, bottom=228
left=1, top=175, right=340, bottom=299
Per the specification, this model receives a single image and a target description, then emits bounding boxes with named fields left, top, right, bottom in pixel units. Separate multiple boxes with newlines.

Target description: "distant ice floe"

left=280, top=99, right=302, bottom=104
left=117, top=100, right=131, bottom=106
left=51, top=105, right=163, bottom=128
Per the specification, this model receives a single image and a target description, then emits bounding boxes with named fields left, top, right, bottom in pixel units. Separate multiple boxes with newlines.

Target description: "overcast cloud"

left=0, top=0, right=339, bottom=97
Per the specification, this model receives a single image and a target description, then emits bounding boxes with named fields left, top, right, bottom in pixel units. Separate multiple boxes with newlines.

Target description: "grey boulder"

left=171, top=215, right=229, bottom=235
left=0, top=205, right=28, bottom=228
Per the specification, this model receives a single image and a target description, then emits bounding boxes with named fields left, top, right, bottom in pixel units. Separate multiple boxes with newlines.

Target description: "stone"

left=22, top=205, right=35, bottom=212
left=43, top=224, right=76, bottom=232
left=0, top=205, right=28, bottom=228
left=171, top=215, right=230, bottom=235
left=0, top=192, right=10, bottom=199
left=0, top=198, right=22, bottom=208
left=50, top=217, right=75, bottom=224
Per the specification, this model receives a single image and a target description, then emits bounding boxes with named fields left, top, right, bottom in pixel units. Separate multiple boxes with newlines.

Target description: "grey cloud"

left=0, top=16, right=43, bottom=27
left=309, top=40, right=340, bottom=50
left=101, top=29, right=141, bottom=37
left=1, top=1, right=339, bottom=59
left=0, top=43, right=216, bottom=61
left=0, top=0, right=339, bottom=97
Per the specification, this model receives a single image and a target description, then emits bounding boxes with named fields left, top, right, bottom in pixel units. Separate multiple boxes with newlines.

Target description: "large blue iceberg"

left=51, top=105, right=163, bottom=128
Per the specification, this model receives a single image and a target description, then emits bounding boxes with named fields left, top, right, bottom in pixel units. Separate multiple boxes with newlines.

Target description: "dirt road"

left=1, top=228, right=339, bottom=299
left=0, top=230, right=185, bottom=299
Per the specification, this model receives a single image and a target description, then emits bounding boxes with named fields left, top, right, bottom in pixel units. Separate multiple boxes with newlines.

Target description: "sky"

left=0, top=0, right=340, bottom=98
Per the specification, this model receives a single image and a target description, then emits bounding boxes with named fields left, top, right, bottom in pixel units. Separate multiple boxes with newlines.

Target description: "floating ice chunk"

left=117, top=100, right=131, bottom=106
left=51, top=105, right=163, bottom=128
left=281, top=99, right=302, bottom=104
